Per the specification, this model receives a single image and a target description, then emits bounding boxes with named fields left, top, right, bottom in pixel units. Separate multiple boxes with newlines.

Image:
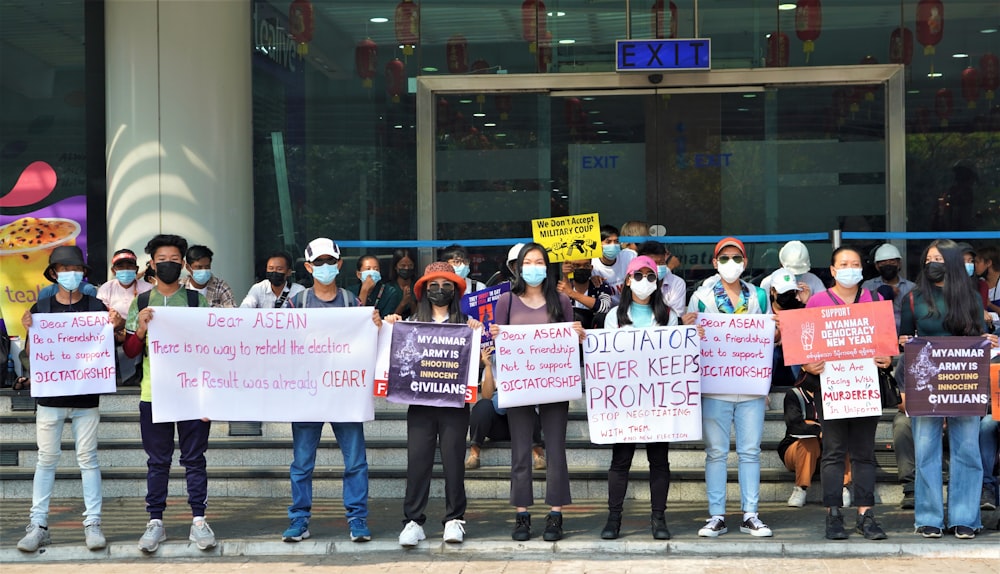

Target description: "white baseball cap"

left=304, top=238, right=341, bottom=262
left=768, top=267, right=802, bottom=295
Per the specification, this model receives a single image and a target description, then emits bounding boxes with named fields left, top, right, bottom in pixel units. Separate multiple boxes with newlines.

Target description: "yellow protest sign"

left=531, top=213, right=601, bottom=263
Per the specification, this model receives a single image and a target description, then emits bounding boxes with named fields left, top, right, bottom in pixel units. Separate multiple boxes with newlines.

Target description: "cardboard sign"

left=147, top=307, right=378, bottom=423
left=494, top=322, right=582, bottom=408
left=460, top=283, right=510, bottom=353
left=696, top=313, right=775, bottom=396
left=779, top=300, right=898, bottom=365
left=903, top=337, right=990, bottom=417
left=386, top=322, right=474, bottom=408
left=531, top=212, right=601, bottom=263
left=28, top=312, right=116, bottom=397
left=583, top=326, right=702, bottom=444
left=820, top=359, right=883, bottom=420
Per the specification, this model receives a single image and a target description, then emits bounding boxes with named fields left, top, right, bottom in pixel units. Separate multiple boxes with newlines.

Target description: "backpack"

left=136, top=289, right=201, bottom=311
left=291, top=288, right=357, bottom=308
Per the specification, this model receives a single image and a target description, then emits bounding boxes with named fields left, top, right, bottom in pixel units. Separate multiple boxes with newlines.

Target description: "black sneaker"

left=981, top=486, right=997, bottom=511
left=542, top=512, right=563, bottom=542
left=651, top=512, right=671, bottom=540
left=856, top=509, right=887, bottom=540
left=900, top=491, right=915, bottom=510
left=825, top=508, right=849, bottom=540
left=600, top=513, right=621, bottom=540
left=916, top=525, right=942, bottom=538
left=512, top=513, right=531, bottom=541
left=953, top=525, right=977, bottom=540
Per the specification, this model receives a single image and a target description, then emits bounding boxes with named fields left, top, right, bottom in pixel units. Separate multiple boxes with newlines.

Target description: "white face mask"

left=630, top=278, right=658, bottom=299
left=834, top=267, right=863, bottom=288
left=717, top=260, right=745, bottom=283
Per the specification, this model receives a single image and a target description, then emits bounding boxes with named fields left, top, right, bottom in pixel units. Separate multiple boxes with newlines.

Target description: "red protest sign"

left=779, top=300, right=898, bottom=366
left=991, top=363, right=999, bottom=421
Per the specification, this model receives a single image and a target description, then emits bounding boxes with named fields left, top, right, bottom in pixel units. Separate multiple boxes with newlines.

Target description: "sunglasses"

left=428, top=284, right=455, bottom=293
left=631, top=271, right=658, bottom=282
left=311, top=258, right=338, bottom=266
left=717, top=255, right=745, bottom=264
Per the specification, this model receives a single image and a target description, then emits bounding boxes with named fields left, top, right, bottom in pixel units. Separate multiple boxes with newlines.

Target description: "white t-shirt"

left=591, top=253, right=632, bottom=306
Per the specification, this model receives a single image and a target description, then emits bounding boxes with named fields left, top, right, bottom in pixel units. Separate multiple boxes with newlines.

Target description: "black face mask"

left=799, top=375, right=821, bottom=394
left=396, top=268, right=413, bottom=280
left=155, top=261, right=183, bottom=285
left=427, top=289, right=455, bottom=307
left=266, top=271, right=287, bottom=287
left=774, top=291, right=805, bottom=310
left=572, top=268, right=592, bottom=284
left=925, top=262, right=946, bottom=283
left=878, top=264, right=899, bottom=281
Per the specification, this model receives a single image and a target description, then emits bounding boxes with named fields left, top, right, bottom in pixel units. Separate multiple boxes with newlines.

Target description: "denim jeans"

left=31, top=405, right=102, bottom=526
left=980, top=415, right=999, bottom=489
left=702, top=396, right=766, bottom=516
left=913, top=415, right=983, bottom=530
left=289, top=422, right=368, bottom=521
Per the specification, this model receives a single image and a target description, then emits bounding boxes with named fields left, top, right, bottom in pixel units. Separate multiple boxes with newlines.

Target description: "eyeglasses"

left=717, top=255, right=745, bottom=264
left=428, top=284, right=455, bottom=293
left=631, top=271, right=658, bottom=282
left=311, top=258, right=338, bottom=266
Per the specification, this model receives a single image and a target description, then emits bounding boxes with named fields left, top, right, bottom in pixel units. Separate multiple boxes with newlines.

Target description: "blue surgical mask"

left=192, top=269, right=213, bottom=285
left=834, top=268, right=864, bottom=288
left=311, top=263, right=340, bottom=285
left=965, top=262, right=975, bottom=277
left=57, top=271, right=84, bottom=292
left=521, top=265, right=548, bottom=286
left=656, top=265, right=669, bottom=280
left=452, top=263, right=470, bottom=279
left=115, top=270, right=137, bottom=285
left=602, top=243, right=621, bottom=260
left=360, top=270, right=381, bottom=283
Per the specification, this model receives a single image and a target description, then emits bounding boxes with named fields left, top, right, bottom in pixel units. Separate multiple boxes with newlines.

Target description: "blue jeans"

left=31, top=405, right=102, bottom=526
left=702, top=396, right=766, bottom=516
left=288, top=422, right=368, bottom=521
left=981, top=416, right=999, bottom=486
left=913, top=415, right=982, bottom=530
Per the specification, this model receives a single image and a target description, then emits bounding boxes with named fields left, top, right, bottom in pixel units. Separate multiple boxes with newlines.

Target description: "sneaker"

left=842, top=486, right=852, bottom=508
left=856, top=509, right=887, bottom=540
left=651, top=512, right=671, bottom=540
left=900, top=491, right=915, bottom=510
left=443, top=519, right=466, bottom=543
left=398, top=520, right=426, bottom=547
left=349, top=517, right=371, bottom=542
left=953, top=525, right=977, bottom=540
left=981, top=485, right=997, bottom=511
left=825, top=508, right=849, bottom=540
left=512, top=512, right=531, bottom=541
left=84, top=522, right=106, bottom=550
left=787, top=486, right=807, bottom=508
left=138, top=519, right=166, bottom=553
left=697, top=516, right=727, bottom=537
left=600, top=513, right=622, bottom=540
left=740, top=514, right=773, bottom=537
left=916, top=525, right=942, bottom=538
left=189, top=517, right=217, bottom=550
left=282, top=517, right=310, bottom=542
left=542, top=512, right=563, bottom=541
left=16, top=523, right=51, bottom=552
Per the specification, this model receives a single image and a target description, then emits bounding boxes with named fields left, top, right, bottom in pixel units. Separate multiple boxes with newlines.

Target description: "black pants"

left=608, top=443, right=671, bottom=514
left=468, top=398, right=543, bottom=447
left=403, top=404, right=469, bottom=525
left=139, top=401, right=211, bottom=518
left=509, top=402, right=571, bottom=508
left=821, top=415, right=879, bottom=508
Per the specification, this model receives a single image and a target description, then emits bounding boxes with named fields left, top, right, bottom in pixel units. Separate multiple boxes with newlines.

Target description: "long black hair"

left=511, top=242, right=565, bottom=323
left=616, top=267, right=671, bottom=327
left=388, top=248, right=416, bottom=281
left=413, top=279, right=468, bottom=324
left=914, top=239, right=984, bottom=336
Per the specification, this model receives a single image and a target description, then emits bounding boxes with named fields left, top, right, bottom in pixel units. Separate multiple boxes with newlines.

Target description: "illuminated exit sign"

left=616, top=39, right=711, bottom=71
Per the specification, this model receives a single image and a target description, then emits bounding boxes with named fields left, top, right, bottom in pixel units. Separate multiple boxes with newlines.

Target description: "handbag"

left=877, top=367, right=901, bottom=409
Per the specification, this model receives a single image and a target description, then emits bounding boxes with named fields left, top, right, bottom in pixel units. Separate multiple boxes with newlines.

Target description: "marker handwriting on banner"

left=820, top=359, right=881, bottom=419
left=29, top=312, right=117, bottom=397
left=696, top=312, right=775, bottom=395
left=494, top=322, right=583, bottom=408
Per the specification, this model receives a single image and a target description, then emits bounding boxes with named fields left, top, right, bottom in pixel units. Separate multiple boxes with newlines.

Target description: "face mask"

left=630, top=278, right=658, bottom=299
left=602, top=243, right=621, bottom=260
left=799, top=375, right=820, bottom=394
left=572, top=268, right=592, bottom=284
left=116, top=270, right=137, bottom=285
left=266, top=271, right=287, bottom=287
left=878, top=264, right=899, bottom=281
left=521, top=265, right=547, bottom=286
left=657, top=265, right=669, bottom=280
left=775, top=291, right=804, bottom=310
left=155, top=261, right=183, bottom=284
left=834, top=267, right=863, bottom=288
left=311, top=263, right=339, bottom=285
left=925, top=262, right=946, bottom=283
left=427, top=289, right=455, bottom=307
left=965, top=262, right=975, bottom=277
left=717, top=260, right=745, bottom=283
left=192, top=269, right=212, bottom=285
left=360, top=270, right=381, bottom=284
left=57, top=271, right=83, bottom=292
left=396, top=267, right=413, bottom=280
left=451, top=263, right=470, bottom=279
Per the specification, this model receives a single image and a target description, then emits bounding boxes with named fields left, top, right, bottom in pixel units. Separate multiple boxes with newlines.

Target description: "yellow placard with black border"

left=531, top=213, right=601, bottom=263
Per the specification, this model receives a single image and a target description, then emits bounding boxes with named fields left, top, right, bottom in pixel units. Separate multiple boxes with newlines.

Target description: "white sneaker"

left=84, top=522, right=106, bottom=550
left=787, top=486, right=807, bottom=508
left=843, top=486, right=852, bottom=508
left=697, top=516, right=728, bottom=537
left=443, top=519, right=466, bottom=543
left=398, top=520, right=426, bottom=548
left=138, top=519, right=166, bottom=553
left=740, top=514, right=773, bottom=537
left=189, top=517, right=217, bottom=550
left=17, top=523, right=51, bottom=552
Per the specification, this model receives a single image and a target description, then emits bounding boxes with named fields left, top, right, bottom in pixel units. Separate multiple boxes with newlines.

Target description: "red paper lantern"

left=537, top=30, right=553, bottom=72
left=795, top=0, right=822, bottom=62
left=521, top=0, right=547, bottom=53
left=981, top=53, right=999, bottom=102
left=916, top=0, right=944, bottom=56
left=395, top=0, right=420, bottom=56
left=495, top=95, right=513, bottom=121
left=889, top=27, right=913, bottom=66
left=385, top=59, right=405, bottom=104
left=766, top=32, right=789, bottom=68
left=651, top=1, right=678, bottom=40
left=355, top=38, right=378, bottom=89
left=446, top=35, right=468, bottom=74
left=288, top=0, right=314, bottom=56
left=860, top=55, right=879, bottom=101
left=935, top=88, right=953, bottom=127
left=961, top=67, right=980, bottom=108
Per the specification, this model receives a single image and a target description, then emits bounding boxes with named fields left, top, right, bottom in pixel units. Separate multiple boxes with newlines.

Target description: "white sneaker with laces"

left=138, top=519, right=166, bottom=553
left=17, top=523, right=51, bottom=552
left=398, top=520, right=426, bottom=547
left=189, top=517, right=217, bottom=550
left=697, top=516, right=728, bottom=537
left=443, top=519, right=466, bottom=543
left=787, top=486, right=807, bottom=508
left=740, top=514, right=773, bottom=537
left=842, top=486, right=852, bottom=508
left=84, top=522, right=106, bottom=550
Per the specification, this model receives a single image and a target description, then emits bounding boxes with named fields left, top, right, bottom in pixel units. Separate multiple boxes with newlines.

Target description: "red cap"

left=714, top=237, right=745, bottom=257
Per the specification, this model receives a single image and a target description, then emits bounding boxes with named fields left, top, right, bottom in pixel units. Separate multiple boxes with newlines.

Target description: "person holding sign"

left=491, top=242, right=585, bottom=542
left=384, top=261, right=483, bottom=546
left=15, top=245, right=121, bottom=553
left=802, top=246, right=892, bottom=541
left=900, top=239, right=997, bottom=540
left=599, top=255, right=677, bottom=540
left=683, top=237, right=773, bottom=538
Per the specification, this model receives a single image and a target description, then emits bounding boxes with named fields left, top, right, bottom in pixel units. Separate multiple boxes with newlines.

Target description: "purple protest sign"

left=903, top=336, right=991, bottom=417
left=460, top=283, right=510, bottom=353
left=387, top=322, right=474, bottom=408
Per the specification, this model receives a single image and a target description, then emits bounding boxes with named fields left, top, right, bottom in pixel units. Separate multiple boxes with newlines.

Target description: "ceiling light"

left=484, top=123, right=496, bottom=127
left=459, top=99, right=473, bottom=104
left=597, top=130, right=609, bottom=134
left=981, top=28, right=998, bottom=34
left=473, top=113, right=486, bottom=117
left=743, top=93, right=757, bottom=98
left=737, top=108, right=750, bottom=112
left=393, top=125, right=403, bottom=129
left=496, top=133, right=507, bottom=138
left=422, top=67, right=438, bottom=72
left=547, top=11, right=567, bottom=17
left=907, top=89, right=920, bottom=94
left=588, top=109, right=601, bottom=114
left=927, top=72, right=943, bottom=78
left=558, top=39, right=576, bottom=44
left=952, top=53, right=969, bottom=58
left=592, top=121, right=605, bottom=125
left=369, top=17, right=388, bottom=23
left=778, top=3, right=796, bottom=10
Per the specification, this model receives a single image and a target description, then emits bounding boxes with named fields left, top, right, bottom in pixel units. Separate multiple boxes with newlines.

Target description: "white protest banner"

left=29, top=312, right=116, bottom=397
left=696, top=313, right=775, bottom=395
left=583, top=326, right=702, bottom=444
left=494, top=322, right=582, bottom=408
left=820, top=359, right=882, bottom=420
left=147, top=307, right=378, bottom=423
